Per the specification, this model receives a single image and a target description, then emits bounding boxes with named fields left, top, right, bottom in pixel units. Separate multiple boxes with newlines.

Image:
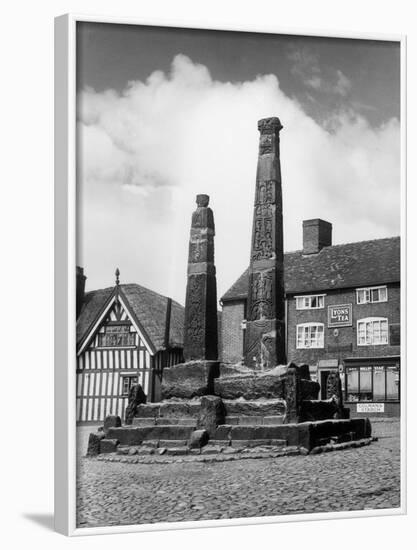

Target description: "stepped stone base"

left=89, top=362, right=371, bottom=457
left=93, top=417, right=372, bottom=455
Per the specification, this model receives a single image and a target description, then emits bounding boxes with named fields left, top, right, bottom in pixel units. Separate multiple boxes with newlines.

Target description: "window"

left=121, top=376, right=138, bottom=396
left=357, top=317, right=388, bottom=346
left=296, top=295, right=325, bottom=310
left=356, top=286, right=387, bottom=304
left=346, top=365, right=399, bottom=402
left=296, top=323, right=324, bottom=349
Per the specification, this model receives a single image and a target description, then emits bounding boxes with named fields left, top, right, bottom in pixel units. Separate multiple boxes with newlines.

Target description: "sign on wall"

left=327, top=304, right=352, bottom=328
left=98, top=324, right=136, bottom=347
left=357, top=403, right=385, bottom=413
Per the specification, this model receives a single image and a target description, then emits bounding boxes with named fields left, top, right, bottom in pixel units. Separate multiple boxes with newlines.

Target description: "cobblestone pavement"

left=76, top=419, right=401, bottom=528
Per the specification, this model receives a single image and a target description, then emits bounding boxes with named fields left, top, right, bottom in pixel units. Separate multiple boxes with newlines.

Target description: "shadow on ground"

left=23, top=513, right=54, bottom=531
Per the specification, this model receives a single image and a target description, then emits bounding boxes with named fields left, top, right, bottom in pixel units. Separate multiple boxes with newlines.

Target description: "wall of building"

left=221, top=301, right=246, bottom=364
left=76, top=346, right=184, bottom=422
left=76, top=331, right=152, bottom=423
left=286, top=283, right=400, bottom=365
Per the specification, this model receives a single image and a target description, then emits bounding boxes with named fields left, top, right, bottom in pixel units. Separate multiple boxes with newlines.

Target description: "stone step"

left=156, top=418, right=197, bottom=426
left=223, top=398, right=286, bottom=417
left=132, top=417, right=156, bottom=426
left=263, top=415, right=285, bottom=425
left=214, top=424, right=305, bottom=446
left=224, top=415, right=285, bottom=426
left=135, top=400, right=201, bottom=419
left=132, top=417, right=198, bottom=427
left=231, top=439, right=286, bottom=448
left=166, top=448, right=190, bottom=456
left=207, top=439, right=231, bottom=447
left=106, top=425, right=196, bottom=446
left=158, top=439, right=188, bottom=448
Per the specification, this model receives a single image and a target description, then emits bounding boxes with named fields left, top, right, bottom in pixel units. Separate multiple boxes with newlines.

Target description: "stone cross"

left=244, top=117, right=286, bottom=369
left=183, top=194, right=218, bottom=361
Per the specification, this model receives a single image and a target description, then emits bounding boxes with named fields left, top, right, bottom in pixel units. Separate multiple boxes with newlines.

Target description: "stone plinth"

left=161, top=361, right=220, bottom=399
left=214, top=363, right=319, bottom=418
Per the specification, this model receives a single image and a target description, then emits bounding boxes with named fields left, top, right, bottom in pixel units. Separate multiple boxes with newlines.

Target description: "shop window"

left=346, top=365, right=399, bottom=402
left=296, top=323, right=324, bottom=349
left=386, top=366, right=400, bottom=400
left=296, top=295, right=325, bottom=310
left=121, top=375, right=138, bottom=396
left=356, top=286, right=387, bottom=304
left=357, top=317, right=388, bottom=346
left=373, top=366, right=386, bottom=401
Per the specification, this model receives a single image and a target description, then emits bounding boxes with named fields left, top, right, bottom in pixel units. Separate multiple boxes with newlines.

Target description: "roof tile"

left=221, top=236, right=400, bottom=301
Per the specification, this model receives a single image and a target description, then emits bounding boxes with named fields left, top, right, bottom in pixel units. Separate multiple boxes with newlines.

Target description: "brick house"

left=220, top=219, right=401, bottom=417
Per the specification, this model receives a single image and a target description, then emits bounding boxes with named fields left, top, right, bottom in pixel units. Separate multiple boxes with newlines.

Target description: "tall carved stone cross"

left=183, top=194, right=218, bottom=362
left=244, top=117, right=286, bottom=369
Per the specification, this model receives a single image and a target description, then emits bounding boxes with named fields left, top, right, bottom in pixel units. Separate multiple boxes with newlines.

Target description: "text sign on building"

left=98, top=324, right=136, bottom=347
left=327, top=304, right=352, bottom=328
left=357, top=403, right=385, bottom=413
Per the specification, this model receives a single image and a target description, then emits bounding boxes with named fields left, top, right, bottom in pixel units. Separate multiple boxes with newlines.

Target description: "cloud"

left=288, top=46, right=352, bottom=97
left=334, top=69, right=352, bottom=96
left=77, top=54, right=400, bottom=304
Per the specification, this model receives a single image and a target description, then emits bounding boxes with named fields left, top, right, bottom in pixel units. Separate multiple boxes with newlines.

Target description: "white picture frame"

left=54, top=13, right=407, bottom=536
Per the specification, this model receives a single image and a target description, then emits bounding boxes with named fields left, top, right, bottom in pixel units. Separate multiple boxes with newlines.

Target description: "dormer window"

left=356, top=286, right=387, bottom=304
left=296, top=295, right=325, bottom=310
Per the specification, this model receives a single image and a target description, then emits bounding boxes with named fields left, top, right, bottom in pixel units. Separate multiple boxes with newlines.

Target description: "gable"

left=77, top=283, right=184, bottom=352
left=77, top=291, right=155, bottom=356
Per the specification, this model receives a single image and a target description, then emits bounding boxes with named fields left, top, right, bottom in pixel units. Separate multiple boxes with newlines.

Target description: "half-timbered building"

left=76, top=268, right=184, bottom=423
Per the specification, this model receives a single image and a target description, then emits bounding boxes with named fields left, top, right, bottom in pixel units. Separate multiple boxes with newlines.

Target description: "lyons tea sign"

left=328, top=304, right=352, bottom=328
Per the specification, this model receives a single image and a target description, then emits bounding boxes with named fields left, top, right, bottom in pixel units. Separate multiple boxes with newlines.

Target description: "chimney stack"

left=302, top=219, right=332, bottom=254
left=76, top=266, right=86, bottom=318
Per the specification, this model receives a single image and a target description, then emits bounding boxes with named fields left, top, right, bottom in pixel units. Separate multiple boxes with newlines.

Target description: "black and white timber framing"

left=76, top=270, right=184, bottom=423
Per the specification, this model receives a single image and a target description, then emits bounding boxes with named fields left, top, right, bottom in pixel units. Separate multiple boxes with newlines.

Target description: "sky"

left=76, top=22, right=401, bottom=305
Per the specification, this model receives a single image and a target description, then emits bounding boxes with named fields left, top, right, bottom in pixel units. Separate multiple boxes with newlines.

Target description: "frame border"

left=54, top=13, right=407, bottom=536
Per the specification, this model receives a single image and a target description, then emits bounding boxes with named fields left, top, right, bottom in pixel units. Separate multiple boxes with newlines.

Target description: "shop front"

left=343, top=356, right=400, bottom=417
